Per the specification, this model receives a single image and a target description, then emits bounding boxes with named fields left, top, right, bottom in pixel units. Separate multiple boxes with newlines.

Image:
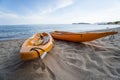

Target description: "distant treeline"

left=97, top=21, right=120, bottom=25
left=107, top=21, right=120, bottom=25
left=72, top=21, right=120, bottom=25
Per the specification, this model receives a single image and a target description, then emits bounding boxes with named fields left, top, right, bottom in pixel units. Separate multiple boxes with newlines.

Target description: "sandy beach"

left=0, top=27, right=120, bottom=80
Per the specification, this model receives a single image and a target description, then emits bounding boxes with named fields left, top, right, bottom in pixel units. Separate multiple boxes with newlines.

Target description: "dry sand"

left=0, top=27, right=120, bottom=80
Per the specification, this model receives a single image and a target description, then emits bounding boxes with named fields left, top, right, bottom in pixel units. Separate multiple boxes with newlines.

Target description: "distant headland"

left=72, top=22, right=91, bottom=24
left=72, top=21, right=120, bottom=25
left=97, top=21, right=120, bottom=25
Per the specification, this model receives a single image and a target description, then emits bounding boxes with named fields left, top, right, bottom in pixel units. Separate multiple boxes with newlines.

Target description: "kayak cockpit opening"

left=31, top=32, right=50, bottom=46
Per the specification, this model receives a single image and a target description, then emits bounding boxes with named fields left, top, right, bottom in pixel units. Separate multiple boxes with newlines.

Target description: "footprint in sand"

left=116, top=68, right=120, bottom=74
left=66, top=57, right=77, bottom=64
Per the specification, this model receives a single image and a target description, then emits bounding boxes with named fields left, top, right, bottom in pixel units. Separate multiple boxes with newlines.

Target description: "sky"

left=0, top=0, right=120, bottom=25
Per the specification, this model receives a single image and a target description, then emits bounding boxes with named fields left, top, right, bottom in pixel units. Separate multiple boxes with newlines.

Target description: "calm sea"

left=0, top=24, right=119, bottom=40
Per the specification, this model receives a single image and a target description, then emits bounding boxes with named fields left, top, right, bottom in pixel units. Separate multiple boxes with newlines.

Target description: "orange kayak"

left=20, top=32, right=54, bottom=60
left=50, top=31, right=118, bottom=42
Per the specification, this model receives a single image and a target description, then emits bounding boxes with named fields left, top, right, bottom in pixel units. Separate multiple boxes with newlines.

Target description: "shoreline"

left=0, top=27, right=120, bottom=80
left=0, top=26, right=120, bottom=41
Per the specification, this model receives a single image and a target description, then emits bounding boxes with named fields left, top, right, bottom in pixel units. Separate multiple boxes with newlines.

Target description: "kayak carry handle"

left=30, top=47, right=47, bottom=59
left=30, top=47, right=47, bottom=70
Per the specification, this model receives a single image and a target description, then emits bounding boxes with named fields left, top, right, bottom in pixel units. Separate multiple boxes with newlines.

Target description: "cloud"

left=0, top=11, right=18, bottom=18
left=0, top=11, right=53, bottom=25
left=40, top=0, right=74, bottom=14
left=0, top=0, right=75, bottom=25
left=56, top=0, right=74, bottom=9
left=0, top=0, right=120, bottom=25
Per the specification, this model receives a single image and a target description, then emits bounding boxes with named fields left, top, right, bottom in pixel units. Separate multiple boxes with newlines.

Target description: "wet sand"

left=0, top=27, right=120, bottom=80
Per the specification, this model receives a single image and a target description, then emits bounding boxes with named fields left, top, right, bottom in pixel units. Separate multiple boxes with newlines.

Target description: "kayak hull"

left=50, top=31, right=118, bottom=42
left=20, top=33, right=54, bottom=60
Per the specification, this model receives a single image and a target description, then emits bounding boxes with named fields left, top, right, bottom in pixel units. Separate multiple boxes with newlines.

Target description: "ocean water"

left=0, top=24, right=119, bottom=40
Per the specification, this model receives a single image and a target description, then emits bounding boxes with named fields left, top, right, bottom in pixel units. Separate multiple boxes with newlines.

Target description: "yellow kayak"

left=20, top=32, right=54, bottom=60
left=50, top=31, right=118, bottom=42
